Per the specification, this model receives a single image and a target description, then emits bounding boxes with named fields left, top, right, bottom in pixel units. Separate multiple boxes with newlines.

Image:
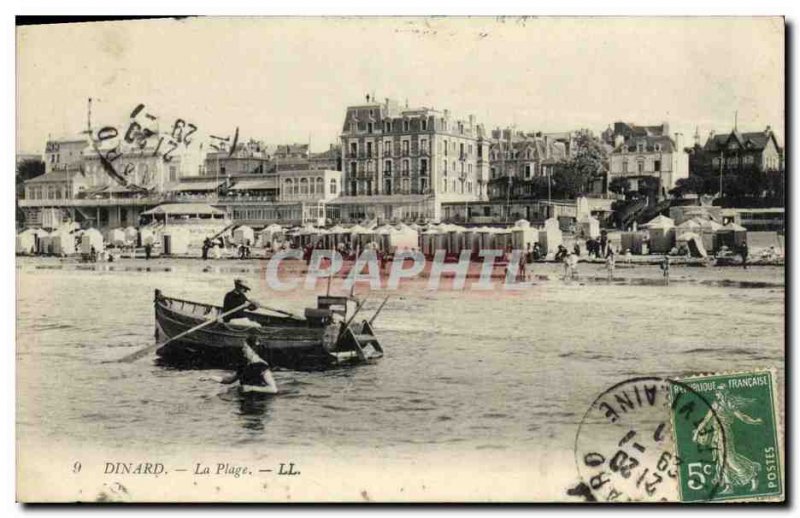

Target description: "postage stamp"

left=670, top=370, right=784, bottom=502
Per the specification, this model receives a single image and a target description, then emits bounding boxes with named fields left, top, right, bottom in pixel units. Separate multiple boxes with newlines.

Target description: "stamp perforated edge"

left=669, top=367, right=784, bottom=503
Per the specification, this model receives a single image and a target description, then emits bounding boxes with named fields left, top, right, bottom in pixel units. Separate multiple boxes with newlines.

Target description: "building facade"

left=606, top=122, right=688, bottom=197
left=486, top=129, right=569, bottom=200
left=689, top=126, right=784, bottom=176
left=337, top=97, right=488, bottom=222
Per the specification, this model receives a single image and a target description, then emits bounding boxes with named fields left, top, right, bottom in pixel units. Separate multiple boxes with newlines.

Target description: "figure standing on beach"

left=740, top=242, right=749, bottom=269
left=202, top=238, right=211, bottom=260
left=144, top=243, right=152, bottom=260
left=661, top=254, right=671, bottom=285
left=692, top=388, right=763, bottom=495
left=605, top=248, right=615, bottom=281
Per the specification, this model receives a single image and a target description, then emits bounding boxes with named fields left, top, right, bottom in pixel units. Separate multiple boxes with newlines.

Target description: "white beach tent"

left=80, top=228, right=104, bottom=255
left=233, top=225, right=255, bottom=246
left=578, top=215, right=601, bottom=239
left=161, top=228, right=190, bottom=255
left=642, top=215, right=675, bottom=253
left=107, top=228, right=127, bottom=247
left=50, top=229, right=77, bottom=256
left=124, top=226, right=138, bottom=243
left=139, top=227, right=156, bottom=246
left=16, top=228, right=42, bottom=255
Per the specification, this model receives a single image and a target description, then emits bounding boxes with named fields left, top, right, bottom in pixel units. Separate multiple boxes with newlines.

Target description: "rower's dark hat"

left=234, top=278, right=251, bottom=291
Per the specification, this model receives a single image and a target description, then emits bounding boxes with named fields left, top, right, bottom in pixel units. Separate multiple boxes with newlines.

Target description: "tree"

left=609, top=177, right=629, bottom=196
left=551, top=130, right=608, bottom=198
left=668, top=176, right=706, bottom=199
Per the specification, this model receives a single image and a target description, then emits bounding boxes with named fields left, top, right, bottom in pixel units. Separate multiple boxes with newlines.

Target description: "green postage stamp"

left=670, top=370, right=783, bottom=502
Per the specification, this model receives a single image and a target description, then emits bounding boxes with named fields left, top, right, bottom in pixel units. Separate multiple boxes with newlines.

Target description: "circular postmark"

left=572, top=376, right=727, bottom=502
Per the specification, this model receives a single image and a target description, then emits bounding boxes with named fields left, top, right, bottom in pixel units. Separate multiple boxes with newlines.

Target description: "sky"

left=16, top=16, right=785, bottom=155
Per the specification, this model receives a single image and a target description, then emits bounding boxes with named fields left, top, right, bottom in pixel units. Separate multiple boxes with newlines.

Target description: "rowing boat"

left=153, top=290, right=383, bottom=370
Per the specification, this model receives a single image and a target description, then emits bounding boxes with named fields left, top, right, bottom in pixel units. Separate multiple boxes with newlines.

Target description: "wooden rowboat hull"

left=153, top=290, right=380, bottom=370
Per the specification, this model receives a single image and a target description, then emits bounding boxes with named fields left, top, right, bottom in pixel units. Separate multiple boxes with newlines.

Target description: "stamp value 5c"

left=671, top=370, right=783, bottom=502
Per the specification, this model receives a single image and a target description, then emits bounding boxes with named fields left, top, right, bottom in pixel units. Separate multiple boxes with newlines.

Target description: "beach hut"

left=107, top=228, right=127, bottom=247
left=258, top=224, right=284, bottom=248
left=717, top=222, right=748, bottom=250
left=139, top=227, right=156, bottom=247
left=676, top=231, right=707, bottom=258
left=475, top=226, right=495, bottom=252
left=493, top=228, right=512, bottom=252
left=124, top=226, right=138, bottom=243
left=161, top=228, right=190, bottom=255
left=16, top=229, right=42, bottom=255
left=696, top=219, right=724, bottom=252
left=80, top=228, right=104, bottom=255
left=642, top=215, right=675, bottom=254
left=511, top=220, right=537, bottom=251
left=538, top=218, right=563, bottom=255
left=233, top=225, right=255, bottom=246
left=620, top=231, right=649, bottom=255
left=578, top=215, right=601, bottom=239
left=50, top=230, right=77, bottom=256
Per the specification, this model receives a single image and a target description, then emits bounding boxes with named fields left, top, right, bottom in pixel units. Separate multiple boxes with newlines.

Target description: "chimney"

left=469, top=114, right=475, bottom=127
left=674, top=132, right=683, bottom=151
left=544, top=135, right=551, bottom=158
left=662, top=121, right=670, bottom=136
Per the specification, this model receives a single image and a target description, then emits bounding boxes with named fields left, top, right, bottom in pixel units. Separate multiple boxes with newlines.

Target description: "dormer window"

left=421, top=119, right=428, bottom=131
left=654, top=143, right=662, bottom=152
left=385, top=121, right=392, bottom=132
left=403, top=119, right=410, bottom=132
left=636, top=141, right=645, bottom=153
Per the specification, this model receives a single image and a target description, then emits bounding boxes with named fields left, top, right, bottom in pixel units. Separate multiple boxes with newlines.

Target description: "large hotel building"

left=330, top=98, right=489, bottom=222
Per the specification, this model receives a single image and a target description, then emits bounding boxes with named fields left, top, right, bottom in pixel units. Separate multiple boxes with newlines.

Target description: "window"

left=443, top=160, right=448, bottom=174
left=622, top=161, right=628, bottom=174
left=368, top=122, right=374, bottom=134
left=350, top=180, right=357, bottom=195
left=316, top=177, right=324, bottom=194
left=350, top=142, right=358, bottom=156
left=421, top=119, right=428, bottom=131
left=637, top=160, right=644, bottom=174
left=384, top=160, right=393, bottom=174
left=525, top=164, right=532, bottom=178
left=350, top=162, right=357, bottom=175
left=420, top=177, right=428, bottom=193
left=402, top=178, right=410, bottom=193
left=460, top=143, right=465, bottom=158
left=420, top=158, right=428, bottom=175
left=285, top=178, right=293, bottom=197
left=420, top=139, right=428, bottom=153
left=491, top=167, right=497, bottom=178
left=384, top=140, right=392, bottom=155
left=442, top=178, right=447, bottom=193
left=330, top=179, right=337, bottom=194
left=654, top=160, right=661, bottom=172
left=402, top=140, right=409, bottom=156
left=444, top=140, right=448, bottom=156
left=385, top=121, right=392, bottom=132
left=403, top=120, right=409, bottom=132
left=367, top=141, right=373, bottom=157
left=299, top=178, right=309, bottom=195
left=402, top=160, right=409, bottom=175
left=478, top=145, right=483, bottom=158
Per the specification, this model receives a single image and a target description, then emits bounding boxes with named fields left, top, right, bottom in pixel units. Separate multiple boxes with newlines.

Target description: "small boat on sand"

left=153, top=290, right=384, bottom=370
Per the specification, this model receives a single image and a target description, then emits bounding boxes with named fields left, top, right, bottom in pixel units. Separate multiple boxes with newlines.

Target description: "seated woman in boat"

left=222, top=279, right=261, bottom=327
left=201, top=336, right=279, bottom=394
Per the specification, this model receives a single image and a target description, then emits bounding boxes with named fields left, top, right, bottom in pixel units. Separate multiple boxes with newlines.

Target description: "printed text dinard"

left=103, top=461, right=301, bottom=478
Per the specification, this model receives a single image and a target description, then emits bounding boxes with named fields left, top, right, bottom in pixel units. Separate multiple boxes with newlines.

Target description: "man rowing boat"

left=201, top=335, right=279, bottom=394
left=222, top=279, right=260, bottom=327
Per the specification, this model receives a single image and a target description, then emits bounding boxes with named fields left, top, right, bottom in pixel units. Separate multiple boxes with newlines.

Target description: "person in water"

left=222, top=279, right=260, bottom=326
left=202, top=336, right=279, bottom=394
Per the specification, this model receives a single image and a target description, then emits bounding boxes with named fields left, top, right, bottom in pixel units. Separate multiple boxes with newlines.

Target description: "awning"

left=141, top=203, right=226, bottom=216
left=327, top=194, right=433, bottom=205
left=165, top=181, right=224, bottom=192
left=229, top=179, right=277, bottom=191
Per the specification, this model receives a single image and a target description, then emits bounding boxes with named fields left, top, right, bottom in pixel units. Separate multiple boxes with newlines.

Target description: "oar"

left=249, top=299, right=304, bottom=321
left=368, top=295, right=390, bottom=326
left=116, top=302, right=251, bottom=363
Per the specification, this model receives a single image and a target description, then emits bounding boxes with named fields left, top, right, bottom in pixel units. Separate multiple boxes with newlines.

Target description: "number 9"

left=72, top=461, right=82, bottom=473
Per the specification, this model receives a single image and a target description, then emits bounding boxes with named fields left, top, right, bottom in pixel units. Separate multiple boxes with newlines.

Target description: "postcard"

left=15, top=16, right=785, bottom=503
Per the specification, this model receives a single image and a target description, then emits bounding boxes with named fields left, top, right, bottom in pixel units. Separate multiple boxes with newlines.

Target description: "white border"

left=5, top=2, right=797, bottom=517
